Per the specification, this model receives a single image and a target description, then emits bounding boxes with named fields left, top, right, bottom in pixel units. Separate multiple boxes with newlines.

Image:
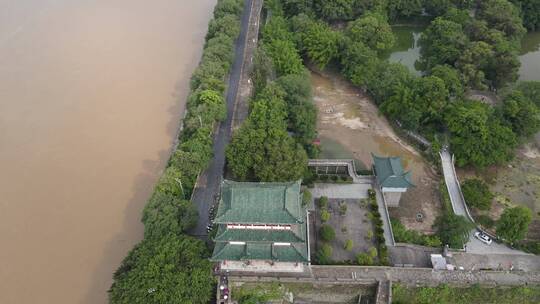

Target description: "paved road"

left=440, top=150, right=469, bottom=218
left=189, top=0, right=255, bottom=237
left=440, top=150, right=529, bottom=255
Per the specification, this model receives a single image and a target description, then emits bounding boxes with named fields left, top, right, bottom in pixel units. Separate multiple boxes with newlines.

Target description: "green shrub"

left=357, top=253, right=373, bottom=265
left=318, top=196, right=329, bottom=208
left=344, top=239, right=354, bottom=251
left=316, top=243, right=333, bottom=264
left=339, top=202, right=348, bottom=215
left=462, top=178, right=494, bottom=210
left=476, top=214, right=495, bottom=229
left=320, top=209, right=331, bottom=222
left=368, top=246, right=378, bottom=258
left=320, top=224, right=336, bottom=241
left=392, top=218, right=442, bottom=247
left=302, top=189, right=312, bottom=207
left=497, top=206, right=532, bottom=243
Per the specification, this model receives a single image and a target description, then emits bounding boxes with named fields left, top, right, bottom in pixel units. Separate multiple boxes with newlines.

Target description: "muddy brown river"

left=0, top=0, right=215, bottom=303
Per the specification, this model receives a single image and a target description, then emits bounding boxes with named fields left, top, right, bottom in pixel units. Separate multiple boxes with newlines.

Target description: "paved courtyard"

left=312, top=198, right=376, bottom=262
left=310, top=183, right=371, bottom=200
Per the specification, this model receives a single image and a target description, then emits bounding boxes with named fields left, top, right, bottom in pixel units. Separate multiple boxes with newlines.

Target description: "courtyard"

left=310, top=196, right=378, bottom=263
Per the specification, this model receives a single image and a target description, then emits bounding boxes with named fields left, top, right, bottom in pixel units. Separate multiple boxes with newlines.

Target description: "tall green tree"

left=434, top=213, right=473, bottom=248
left=419, top=17, right=468, bottom=71
left=346, top=12, right=395, bottom=53
left=477, top=0, right=526, bottom=40
left=511, top=0, right=540, bottom=30
left=276, top=73, right=318, bottom=148
left=497, top=206, right=532, bottom=243
left=430, top=64, right=464, bottom=97
left=300, top=20, right=342, bottom=69
left=499, top=90, right=540, bottom=137
left=226, top=86, right=307, bottom=181
left=446, top=101, right=516, bottom=167
left=340, top=39, right=380, bottom=88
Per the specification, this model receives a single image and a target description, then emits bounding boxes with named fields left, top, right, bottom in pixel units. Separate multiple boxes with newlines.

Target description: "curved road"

left=440, top=149, right=528, bottom=255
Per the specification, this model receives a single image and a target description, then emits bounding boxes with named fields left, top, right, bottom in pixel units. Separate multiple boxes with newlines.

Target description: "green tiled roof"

left=372, top=154, right=414, bottom=189
left=214, top=224, right=306, bottom=243
left=211, top=242, right=308, bottom=262
left=214, top=180, right=304, bottom=224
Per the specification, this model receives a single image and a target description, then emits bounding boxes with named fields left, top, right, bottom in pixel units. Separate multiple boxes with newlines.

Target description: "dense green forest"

left=259, top=0, right=540, bottom=169
left=108, top=1, right=245, bottom=303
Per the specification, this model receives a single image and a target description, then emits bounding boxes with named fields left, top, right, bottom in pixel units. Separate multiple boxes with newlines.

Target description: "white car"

left=474, top=231, right=492, bottom=245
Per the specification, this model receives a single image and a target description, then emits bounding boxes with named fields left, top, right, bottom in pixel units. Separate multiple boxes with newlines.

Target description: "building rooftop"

left=372, top=154, right=415, bottom=189
left=213, top=180, right=304, bottom=224
left=211, top=242, right=309, bottom=262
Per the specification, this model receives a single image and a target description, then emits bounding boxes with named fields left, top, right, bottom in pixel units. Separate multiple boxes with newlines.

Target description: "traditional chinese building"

left=211, top=180, right=309, bottom=272
left=372, top=154, right=414, bottom=207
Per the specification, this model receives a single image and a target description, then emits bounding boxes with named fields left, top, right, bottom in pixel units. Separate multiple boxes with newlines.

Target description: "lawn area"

left=231, top=282, right=376, bottom=304
left=392, top=284, right=540, bottom=304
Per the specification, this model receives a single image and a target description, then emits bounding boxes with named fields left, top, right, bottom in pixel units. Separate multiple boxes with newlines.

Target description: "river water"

left=0, top=1, right=215, bottom=303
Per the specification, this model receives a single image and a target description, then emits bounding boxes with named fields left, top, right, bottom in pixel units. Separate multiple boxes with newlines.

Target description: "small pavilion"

left=211, top=180, right=309, bottom=272
left=372, top=154, right=414, bottom=207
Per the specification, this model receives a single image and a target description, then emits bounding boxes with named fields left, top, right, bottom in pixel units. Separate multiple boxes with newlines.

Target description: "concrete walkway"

left=440, top=150, right=470, bottom=219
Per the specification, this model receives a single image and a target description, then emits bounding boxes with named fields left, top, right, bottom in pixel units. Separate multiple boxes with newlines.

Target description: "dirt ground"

left=311, top=69, right=442, bottom=233
left=457, top=141, right=540, bottom=240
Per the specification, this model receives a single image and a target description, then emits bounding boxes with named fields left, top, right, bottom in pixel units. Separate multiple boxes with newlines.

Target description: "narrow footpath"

left=189, top=0, right=262, bottom=237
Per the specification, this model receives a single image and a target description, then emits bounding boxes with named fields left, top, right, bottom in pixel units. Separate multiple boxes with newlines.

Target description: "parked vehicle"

left=474, top=231, right=492, bottom=245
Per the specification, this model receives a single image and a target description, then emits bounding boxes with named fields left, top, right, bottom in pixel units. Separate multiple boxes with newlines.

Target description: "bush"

left=368, top=246, right=378, bottom=258
left=462, top=178, right=494, bottom=210
left=476, top=214, right=495, bottom=229
left=497, top=206, right=532, bottom=243
left=318, top=196, right=329, bottom=209
left=391, top=218, right=442, bottom=247
left=339, top=202, right=348, bottom=216
left=320, top=224, right=336, bottom=242
left=302, top=189, right=312, bottom=207
left=344, top=239, right=353, bottom=251
left=316, top=243, right=333, bottom=264
left=357, top=253, right=373, bottom=265
left=320, top=209, right=331, bottom=222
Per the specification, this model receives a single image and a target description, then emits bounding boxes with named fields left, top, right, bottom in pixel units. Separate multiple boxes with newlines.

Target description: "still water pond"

left=386, top=26, right=540, bottom=81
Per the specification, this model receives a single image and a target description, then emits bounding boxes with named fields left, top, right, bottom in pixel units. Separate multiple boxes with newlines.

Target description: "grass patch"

left=392, top=284, right=540, bottom=304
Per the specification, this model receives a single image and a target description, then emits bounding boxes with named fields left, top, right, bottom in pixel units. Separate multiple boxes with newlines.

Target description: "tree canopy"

left=461, top=179, right=494, bottom=210
left=497, top=206, right=532, bottom=243
left=346, top=12, right=395, bottom=53
left=226, top=85, right=308, bottom=181
left=434, top=213, right=473, bottom=248
left=109, top=234, right=214, bottom=304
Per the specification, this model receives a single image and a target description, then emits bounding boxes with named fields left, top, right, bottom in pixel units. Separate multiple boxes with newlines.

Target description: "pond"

left=384, top=25, right=425, bottom=76
left=518, top=31, right=540, bottom=81
left=386, top=26, right=540, bottom=81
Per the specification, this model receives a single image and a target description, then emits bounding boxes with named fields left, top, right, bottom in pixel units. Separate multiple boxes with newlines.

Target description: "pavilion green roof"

left=214, top=224, right=306, bottom=243
left=213, top=180, right=304, bottom=224
left=210, top=242, right=308, bottom=262
left=372, top=154, right=415, bottom=189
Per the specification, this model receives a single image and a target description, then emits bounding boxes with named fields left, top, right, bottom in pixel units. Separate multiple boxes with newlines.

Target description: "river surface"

left=0, top=1, right=215, bottom=303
